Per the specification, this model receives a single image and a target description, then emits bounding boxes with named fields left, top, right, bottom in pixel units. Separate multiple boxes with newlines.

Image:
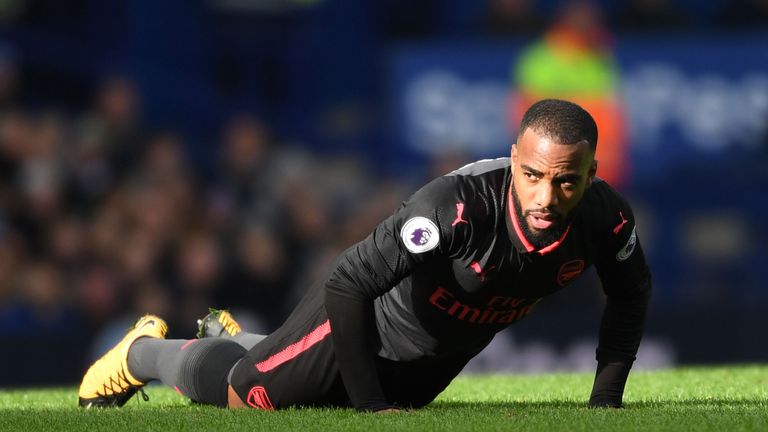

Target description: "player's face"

left=511, top=128, right=596, bottom=241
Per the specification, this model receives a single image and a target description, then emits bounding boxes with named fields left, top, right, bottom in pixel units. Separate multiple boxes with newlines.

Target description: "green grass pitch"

left=1, top=365, right=766, bottom=431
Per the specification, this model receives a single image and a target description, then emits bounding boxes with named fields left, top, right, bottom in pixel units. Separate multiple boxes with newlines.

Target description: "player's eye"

left=555, top=177, right=579, bottom=191
left=523, top=172, right=538, bottom=180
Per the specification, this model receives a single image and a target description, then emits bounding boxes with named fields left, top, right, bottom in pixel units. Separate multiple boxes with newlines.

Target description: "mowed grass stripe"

left=0, top=365, right=766, bottom=431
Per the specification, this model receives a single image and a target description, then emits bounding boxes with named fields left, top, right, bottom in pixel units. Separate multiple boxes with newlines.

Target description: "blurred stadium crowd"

left=0, top=0, right=766, bottom=385
left=0, top=72, right=429, bottom=342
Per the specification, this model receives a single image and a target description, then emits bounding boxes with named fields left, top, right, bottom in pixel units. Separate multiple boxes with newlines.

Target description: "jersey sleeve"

left=589, top=182, right=652, bottom=407
left=323, top=176, right=471, bottom=411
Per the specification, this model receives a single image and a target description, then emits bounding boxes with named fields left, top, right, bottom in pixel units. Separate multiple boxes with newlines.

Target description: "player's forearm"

left=589, top=362, right=631, bottom=408
left=321, top=213, right=419, bottom=410
left=591, top=272, right=652, bottom=407
left=325, top=286, right=393, bottom=411
left=596, top=271, right=651, bottom=363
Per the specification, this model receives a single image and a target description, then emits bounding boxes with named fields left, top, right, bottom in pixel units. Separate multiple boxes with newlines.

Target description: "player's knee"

left=176, top=339, right=246, bottom=407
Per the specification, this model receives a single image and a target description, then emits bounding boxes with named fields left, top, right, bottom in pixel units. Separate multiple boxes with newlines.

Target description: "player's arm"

left=590, top=192, right=652, bottom=408
left=324, top=177, right=467, bottom=412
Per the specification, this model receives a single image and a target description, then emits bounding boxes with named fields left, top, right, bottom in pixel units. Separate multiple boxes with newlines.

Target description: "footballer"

left=78, top=99, right=651, bottom=411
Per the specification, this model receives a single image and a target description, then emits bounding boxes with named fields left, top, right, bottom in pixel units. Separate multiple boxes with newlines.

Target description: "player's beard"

left=510, top=182, right=571, bottom=250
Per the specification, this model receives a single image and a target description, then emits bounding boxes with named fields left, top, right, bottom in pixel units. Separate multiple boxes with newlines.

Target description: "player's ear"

left=587, top=160, right=598, bottom=187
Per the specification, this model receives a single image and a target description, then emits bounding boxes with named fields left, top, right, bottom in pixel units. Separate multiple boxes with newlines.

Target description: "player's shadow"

left=428, top=398, right=765, bottom=410
left=628, top=399, right=767, bottom=409
left=428, top=401, right=587, bottom=410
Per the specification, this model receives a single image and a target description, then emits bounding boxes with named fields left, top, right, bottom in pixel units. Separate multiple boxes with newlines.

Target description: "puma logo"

left=452, top=202, right=469, bottom=227
left=613, top=211, right=629, bottom=235
left=470, top=261, right=495, bottom=282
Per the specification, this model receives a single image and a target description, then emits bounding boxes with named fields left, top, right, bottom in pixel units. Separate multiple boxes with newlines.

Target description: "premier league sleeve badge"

left=401, top=217, right=440, bottom=254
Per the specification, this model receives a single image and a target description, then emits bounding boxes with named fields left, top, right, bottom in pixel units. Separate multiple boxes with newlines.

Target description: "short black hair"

left=518, top=99, right=598, bottom=151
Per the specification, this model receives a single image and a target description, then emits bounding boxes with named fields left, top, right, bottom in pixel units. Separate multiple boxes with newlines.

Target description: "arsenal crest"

left=557, top=260, right=585, bottom=286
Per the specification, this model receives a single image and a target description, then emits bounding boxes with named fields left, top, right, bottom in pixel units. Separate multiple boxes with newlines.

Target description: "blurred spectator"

left=66, top=123, right=116, bottom=208
left=47, top=216, right=87, bottom=269
left=140, top=131, right=190, bottom=185
left=13, top=112, right=67, bottom=253
left=218, top=219, right=292, bottom=331
left=86, top=191, right=127, bottom=261
left=78, top=75, right=145, bottom=181
left=511, top=0, right=629, bottom=189
left=74, top=262, right=123, bottom=331
left=0, top=109, right=28, bottom=204
left=96, top=76, right=140, bottom=137
left=116, top=227, right=164, bottom=286
left=0, top=260, right=77, bottom=336
left=614, top=0, right=690, bottom=31
left=481, top=0, right=546, bottom=37
left=0, top=43, right=18, bottom=108
left=716, top=0, right=768, bottom=29
left=220, top=115, right=271, bottom=184
left=121, top=167, right=192, bottom=251
left=172, top=228, right=225, bottom=334
left=0, top=232, right=22, bottom=308
left=209, top=114, right=284, bottom=231
left=281, top=177, right=333, bottom=249
left=334, top=179, right=408, bottom=252
left=131, top=280, right=172, bottom=319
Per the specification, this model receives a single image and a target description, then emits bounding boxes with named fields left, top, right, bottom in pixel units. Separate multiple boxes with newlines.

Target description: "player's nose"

left=534, top=183, right=558, bottom=209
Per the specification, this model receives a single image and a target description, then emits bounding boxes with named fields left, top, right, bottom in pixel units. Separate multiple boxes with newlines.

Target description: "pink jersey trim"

left=180, top=339, right=198, bottom=350
left=255, top=320, right=332, bottom=373
left=537, top=225, right=571, bottom=255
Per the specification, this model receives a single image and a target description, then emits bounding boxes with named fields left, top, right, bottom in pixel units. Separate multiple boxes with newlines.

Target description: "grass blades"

left=0, top=365, right=766, bottom=431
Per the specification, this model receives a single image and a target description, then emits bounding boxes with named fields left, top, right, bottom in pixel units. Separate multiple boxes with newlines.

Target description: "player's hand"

left=375, top=408, right=403, bottom=414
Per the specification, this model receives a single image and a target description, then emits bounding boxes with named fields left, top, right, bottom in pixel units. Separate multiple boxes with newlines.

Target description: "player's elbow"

left=637, top=265, right=652, bottom=301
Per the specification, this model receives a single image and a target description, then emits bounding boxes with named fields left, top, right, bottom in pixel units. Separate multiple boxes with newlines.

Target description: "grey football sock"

left=230, top=332, right=268, bottom=350
left=127, top=337, right=246, bottom=407
left=127, top=338, right=186, bottom=383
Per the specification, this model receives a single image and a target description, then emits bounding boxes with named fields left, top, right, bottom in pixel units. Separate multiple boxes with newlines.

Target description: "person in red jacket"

left=512, top=1, right=629, bottom=189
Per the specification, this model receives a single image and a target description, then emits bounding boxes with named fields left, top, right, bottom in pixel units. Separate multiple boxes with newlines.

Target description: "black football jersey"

left=324, top=158, right=651, bottom=410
